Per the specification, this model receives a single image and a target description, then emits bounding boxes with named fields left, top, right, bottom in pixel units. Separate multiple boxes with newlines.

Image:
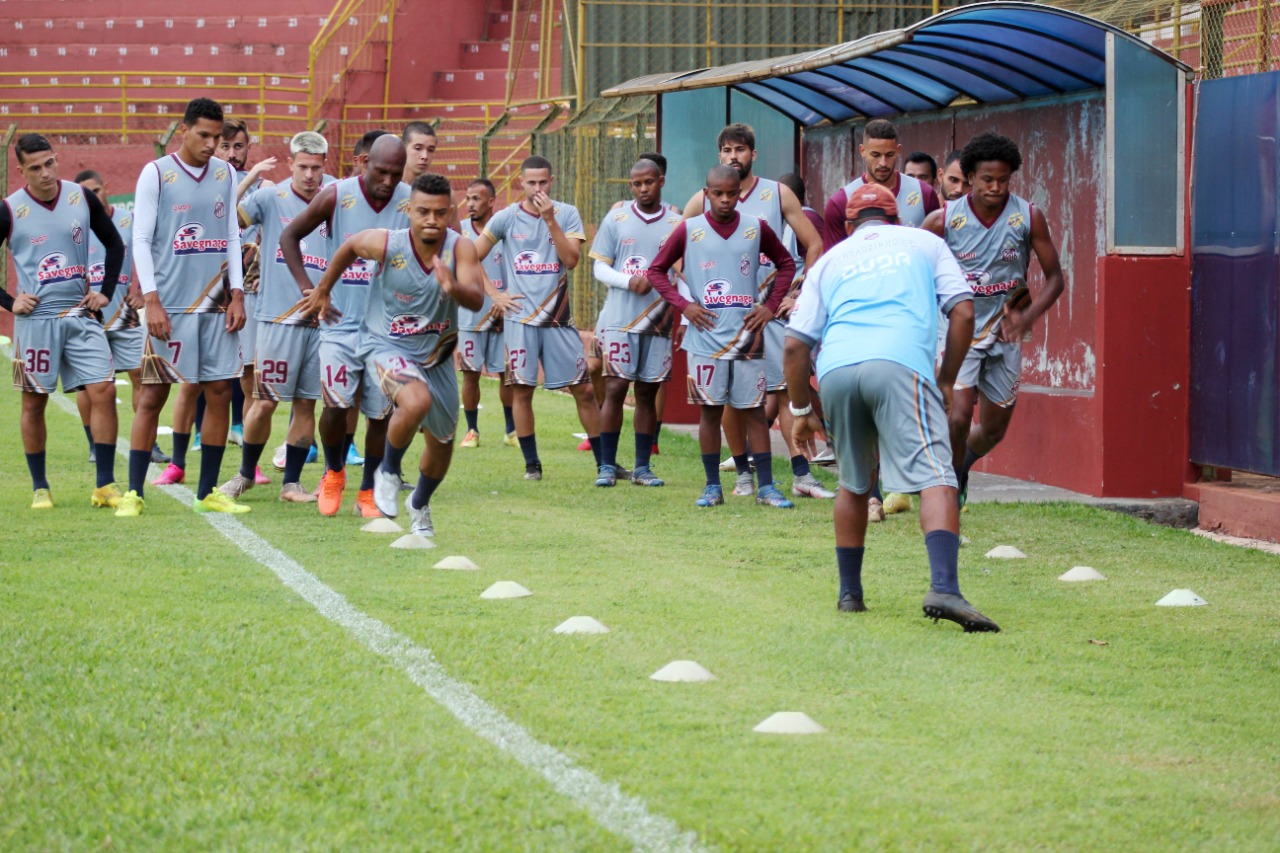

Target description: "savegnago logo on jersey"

left=172, top=222, right=228, bottom=255
left=512, top=250, right=559, bottom=275
left=702, top=279, right=752, bottom=308
left=620, top=255, right=647, bottom=274
left=36, top=252, right=87, bottom=285
left=388, top=314, right=448, bottom=338
left=340, top=256, right=375, bottom=285
left=276, top=237, right=327, bottom=271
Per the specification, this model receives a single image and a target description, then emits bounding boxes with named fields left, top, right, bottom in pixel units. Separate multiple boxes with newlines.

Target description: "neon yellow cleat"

left=114, top=490, right=144, bottom=517
left=504, top=430, right=519, bottom=447
left=460, top=429, right=480, bottom=448
left=91, top=483, right=124, bottom=509
left=883, top=492, right=913, bottom=514
left=193, top=491, right=252, bottom=514
left=31, top=488, right=53, bottom=510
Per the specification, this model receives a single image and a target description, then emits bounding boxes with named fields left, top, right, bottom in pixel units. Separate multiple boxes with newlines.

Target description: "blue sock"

left=171, top=432, right=191, bottom=470
left=588, top=435, right=602, bottom=466
left=283, top=443, right=309, bottom=485
left=381, top=438, right=409, bottom=478
left=464, top=409, right=479, bottom=433
left=197, top=443, right=226, bottom=500
left=83, top=424, right=94, bottom=451
left=26, top=451, right=49, bottom=490
left=503, top=406, right=515, bottom=434
left=701, top=453, right=721, bottom=486
left=128, top=449, right=151, bottom=496
left=733, top=453, right=751, bottom=475
left=754, top=452, right=774, bottom=488
left=791, top=454, right=810, bottom=478
left=239, top=442, right=266, bottom=480
left=231, top=382, right=244, bottom=427
left=322, top=442, right=345, bottom=472
left=410, top=474, right=442, bottom=510
left=600, top=431, right=620, bottom=468
left=194, top=394, right=207, bottom=436
left=634, top=432, right=654, bottom=469
left=94, top=443, right=116, bottom=488
left=925, top=530, right=962, bottom=595
left=518, top=434, right=539, bottom=467
left=836, top=546, right=865, bottom=599
left=360, top=456, right=382, bottom=490
left=654, top=421, right=662, bottom=439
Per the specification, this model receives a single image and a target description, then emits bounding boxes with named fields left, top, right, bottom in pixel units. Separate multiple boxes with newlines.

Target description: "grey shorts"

left=363, top=350, right=460, bottom=442
left=319, top=328, right=364, bottom=409
left=955, top=340, right=1022, bottom=408
left=255, top=323, right=322, bottom=402
left=821, top=359, right=957, bottom=495
left=458, top=329, right=506, bottom=374
left=504, top=323, right=589, bottom=389
left=142, top=313, right=243, bottom=384
left=764, top=318, right=787, bottom=391
left=106, top=325, right=145, bottom=373
left=599, top=329, right=672, bottom=383
left=240, top=293, right=259, bottom=364
left=12, top=315, right=114, bottom=393
left=686, top=354, right=766, bottom=409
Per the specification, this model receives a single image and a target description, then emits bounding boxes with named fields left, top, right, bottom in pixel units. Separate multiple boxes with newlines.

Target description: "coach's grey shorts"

left=764, top=318, right=788, bottom=391
left=106, top=325, right=145, bottom=373
left=363, top=351, right=460, bottom=443
left=599, top=328, right=672, bottom=383
left=319, top=328, right=364, bottom=409
left=458, top=329, right=506, bottom=374
left=820, top=359, right=957, bottom=495
left=503, top=323, right=589, bottom=389
left=955, top=340, right=1022, bottom=408
left=12, top=315, right=114, bottom=393
left=686, top=353, right=766, bottom=409
left=255, top=323, right=321, bottom=402
left=142, top=313, right=242, bottom=384
left=240, top=293, right=259, bottom=364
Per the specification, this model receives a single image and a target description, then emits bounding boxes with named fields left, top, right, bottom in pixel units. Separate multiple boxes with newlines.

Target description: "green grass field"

left=2, top=378, right=1278, bottom=850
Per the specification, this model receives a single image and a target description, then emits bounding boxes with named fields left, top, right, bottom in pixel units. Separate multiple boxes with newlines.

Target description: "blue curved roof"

left=600, top=2, right=1190, bottom=127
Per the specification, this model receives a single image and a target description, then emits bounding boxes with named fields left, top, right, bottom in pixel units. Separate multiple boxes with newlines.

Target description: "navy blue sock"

left=128, top=449, right=150, bottom=496
left=654, top=420, right=662, bottom=439
left=503, top=406, right=515, bottom=434
left=283, top=443, right=309, bottom=485
left=754, top=452, right=774, bottom=488
left=464, top=409, right=479, bottom=433
left=588, top=435, right=602, bottom=466
left=26, top=451, right=49, bottom=490
left=871, top=478, right=883, bottom=502
left=733, top=453, right=752, bottom=475
left=836, top=546, right=865, bottom=599
left=518, top=434, right=539, bottom=467
left=194, top=394, right=206, bottom=435
left=360, top=456, right=382, bottom=490
left=381, top=438, right=409, bottom=478
left=83, top=424, right=94, bottom=451
left=171, top=432, right=191, bottom=470
left=94, top=443, right=116, bottom=488
left=322, top=442, right=345, bottom=472
left=634, top=432, right=654, bottom=469
left=926, top=530, right=962, bottom=595
left=600, top=431, right=620, bottom=468
left=197, top=443, right=226, bottom=500
left=231, top=382, right=244, bottom=427
left=239, top=442, right=266, bottom=480
left=701, top=453, right=721, bottom=486
left=410, top=474, right=442, bottom=509
left=344, top=432, right=357, bottom=457
left=791, top=454, right=810, bottom=478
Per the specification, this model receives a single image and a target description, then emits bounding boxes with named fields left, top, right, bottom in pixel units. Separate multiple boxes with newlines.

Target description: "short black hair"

left=716, top=123, right=755, bottom=151
left=411, top=172, right=453, bottom=198
left=638, top=151, right=667, bottom=175
left=960, top=132, right=1022, bottom=177
left=402, top=121, right=436, bottom=142
left=520, top=155, right=553, bottom=173
left=14, top=133, right=53, bottom=165
left=943, top=149, right=963, bottom=168
left=777, top=172, right=805, bottom=203
left=74, top=169, right=103, bottom=184
left=863, top=119, right=898, bottom=142
left=354, top=129, right=390, bottom=158
left=468, top=178, right=496, bottom=196
left=221, top=118, right=248, bottom=141
left=904, top=151, right=937, bottom=181
left=182, top=97, right=224, bottom=128
left=706, top=164, right=740, bottom=185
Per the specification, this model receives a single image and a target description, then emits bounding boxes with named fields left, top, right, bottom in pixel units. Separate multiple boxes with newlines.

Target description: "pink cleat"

left=254, top=465, right=271, bottom=486
left=576, top=438, right=592, bottom=452
left=151, top=463, right=185, bottom=486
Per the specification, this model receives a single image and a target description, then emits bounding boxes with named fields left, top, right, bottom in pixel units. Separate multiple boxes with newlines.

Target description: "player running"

left=3, top=134, right=126, bottom=510
left=923, top=132, right=1065, bottom=504
left=786, top=182, right=998, bottom=632
left=300, top=173, right=485, bottom=537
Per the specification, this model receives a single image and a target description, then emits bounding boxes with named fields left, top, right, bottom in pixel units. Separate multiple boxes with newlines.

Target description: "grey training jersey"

left=142, top=154, right=237, bottom=313
left=481, top=200, right=586, bottom=327
left=589, top=201, right=682, bottom=336
left=240, top=184, right=328, bottom=325
left=90, top=205, right=136, bottom=330
left=842, top=173, right=930, bottom=228
left=359, top=228, right=459, bottom=368
left=4, top=180, right=93, bottom=318
left=711, top=177, right=783, bottom=294
left=458, top=217, right=504, bottom=332
left=943, top=193, right=1034, bottom=349
left=326, top=176, right=411, bottom=333
left=681, top=212, right=765, bottom=360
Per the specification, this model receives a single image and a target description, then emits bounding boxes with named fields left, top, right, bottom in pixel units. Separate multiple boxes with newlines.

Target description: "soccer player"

left=822, top=120, right=940, bottom=249
left=457, top=178, right=516, bottom=449
left=785, top=182, right=998, bottom=632
left=939, top=150, right=970, bottom=203
left=904, top=151, right=939, bottom=194
left=649, top=164, right=796, bottom=508
left=473, top=155, right=601, bottom=482
left=123, top=97, right=248, bottom=516
left=280, top=133, right=410, bottom=516
left=218, top=131, right=331, bottom=504
left=300, top=173, right=485, bottom=536
left=923, top=132, right=1065, bottom=504
left=3, top=134, right=126, bottom=510
left=589, top=158, right=683, bottom=487
left=401, top=121, right=438, bottom=186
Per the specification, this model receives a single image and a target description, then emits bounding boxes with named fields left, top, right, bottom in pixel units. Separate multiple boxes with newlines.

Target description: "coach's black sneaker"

left=595, top=464, right=618, bottom=487
left=922, top=591, right=1000, bottom=633
left=524, top=463, right=543, bottom=481
left=151, top=443, right=172, bottom=465
left=838, top=592, right=867, bottom=613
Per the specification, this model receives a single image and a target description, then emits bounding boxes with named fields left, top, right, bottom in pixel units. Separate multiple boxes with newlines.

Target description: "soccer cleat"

left=279, top=482, right=317, bottom=503
left=884, top=492, right=912, bottom=514
left=867, top=498, right=886, bottom=523
left=90, top=483, right=124, bottom=509
left=346, top=444, right=364, bottom=466
left=191, top=432, right=202, bottom=452
left=219, top=472, right=255, bottom=499
left=254, top=466, right=271, bottom=486
left=306, top=443, right=319, bottom=464
left=399, top=475, right=413, bottom=492
left=353, top=489, right=381, bottom=518
left=406, top=495, right=434, bottom=537
left=317, top=469, right=346, bottom=516
left=372, top=466, right=401, bottom=518
left=595, top=464, right=618, bottom=487
left=194, top=491, right=251, bottom=514
left=695, top=484, right=724, bottom=507
left=792, top=473, right=836, bottom=499
left=576, top=438, right=592, bottom=452
left=151, top=443, right=171, bottom=465
left=922, top=591, right=1001, bottom=633
left=614, top=464, right=632, bottom=482
left=756, top=484, right=795, bottom=509
left=732, top=471, right=755, bottom=497
left=812, top=447, right=836, bottom=466
left=152, top=463, right=185, bottom=486
left=630, top=465, right=665, bottom=487
left=31, top=488, right=54, bottom=510
left=838, top=592, right=867, bottom=613
left=114, top=490, right=144, bottom=517
left=503, top=430, right=519, bottom=447
left=228, top=424, right=245, bottom=446
left=271, top=443, right=287, bottom=471
left=460, top=429, right=480, bottom=448
left=524, top=462, right=543, bottom=481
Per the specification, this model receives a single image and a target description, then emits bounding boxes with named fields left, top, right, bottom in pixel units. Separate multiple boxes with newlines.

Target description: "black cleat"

left=923, top=591, right=1000, bottom=632
left=524, top=462, right=543, bottom=481
left=151, top=443, right=171, bottom=465
left=838, top=592, right=867, bottom=613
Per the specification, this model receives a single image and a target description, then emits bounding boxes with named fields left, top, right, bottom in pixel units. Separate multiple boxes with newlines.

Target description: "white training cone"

left=433, top=556, right=481, bottom=571
left=753, top=712, right=826, bottom=734
left=390, top=534, right=435, bottom=550
left=481, top=581, right=532, bottom=599
left=1156, top=589, right=1208, bottom=606
left=362, top=518, right=403, bottom=534
left=1059, top=566, right=1107, bottom=582
left=554, top=616, right=610, bottom=635
left=985, top=545, right=1027, bottom=559
left=649, top=660, right=716, bottom=682
left=156, top=426, right=174, bottom=436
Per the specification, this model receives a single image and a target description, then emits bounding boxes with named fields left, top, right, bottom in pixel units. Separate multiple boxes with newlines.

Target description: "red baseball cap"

left=845, top=183, right=898, bottom=220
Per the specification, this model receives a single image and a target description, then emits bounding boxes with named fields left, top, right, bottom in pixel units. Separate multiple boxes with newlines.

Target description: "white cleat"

left=792, top=473, right=836, bottom=499
left=732, top=471, right=755, bottom=497
left=372, top=466, right=401, bottom=518
left=406, top=494, right=434, bottom=537
left=218, top=472, right=255, bottom=499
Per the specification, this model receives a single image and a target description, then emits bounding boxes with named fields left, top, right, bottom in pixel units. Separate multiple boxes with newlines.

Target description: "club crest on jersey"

left=513, top=250, right=559, bottom=275
left=214, top=168, right=228, bottom=182
left=740, top=257, right=753, bottom=277
left=36, top=251, right=87, bottom=285
left=14, top=203, right=29, bottom=219
left=621, top=255, right=647, bottom=274
left=906, top=191, right=921, bottom=206
left=760, top=189, right=774, bottom=202
left=172, top=222, right=228, bottom=255
left=949, top=214, right=967, bottom=230
left=689, top=228, right=706, bottom=243
left=388, top=314, right=447, bottom=338
left=339, top=194, right=357, bottom=210
left=396, top=198, right=410, bottom=214
left=613, top=212, right=629, bottom=222
left=389, top=253, right=408, bottom=271
left=214, top=200, right=226, bottom=219
left=744, top=226, right=759, bottom=240
left=1007, top=213, right=1025, bottom=228
left=341, top=256, right=375, bottom=285
left=71, top=222, right=84, bottom=245
left=1001, top=247, right=1020, bottom=261
left=69, top=191, right=82, bottom=206
left=703, top=279, right=752, bottom=308
left=163, top=170, right=178, bottom=185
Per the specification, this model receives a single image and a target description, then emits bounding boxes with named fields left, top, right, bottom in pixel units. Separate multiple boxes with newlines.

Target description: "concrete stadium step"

left=432, top=69, right=511, bottom=102
left=5, top=45, right=305, bottom=74
left=459, top=40, right=512, bottom=69
left=3, top=15, right=322, bottom=46
left=0, top=0, right=332, bottom=17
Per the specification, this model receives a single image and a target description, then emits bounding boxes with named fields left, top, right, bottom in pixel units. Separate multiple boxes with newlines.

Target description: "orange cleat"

left=317, top=469, right=346, bottom=517
left=353, top=488, right=382, bottom=518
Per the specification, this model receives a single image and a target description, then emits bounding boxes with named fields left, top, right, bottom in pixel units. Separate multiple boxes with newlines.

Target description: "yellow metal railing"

left=308, top=0, right=397, bottom=125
